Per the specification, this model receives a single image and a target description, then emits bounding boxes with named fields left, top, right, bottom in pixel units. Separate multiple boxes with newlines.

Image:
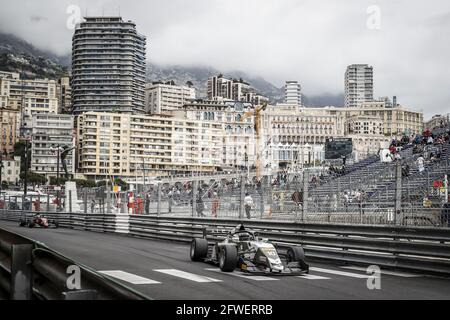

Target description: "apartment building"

left=57, top=76, right=72, bottom=114
left=31, top=114, right=75, bottom=180
left=0, top=71, right=58, bottom=136
left=285, top=81, right=302, bottom=106
left=175, top=100, right=257, bottom=169
left=76, top=112, right=223, bottom=179
left=145, top=82, right=196, bottom=114
left=340, top=101, right=424, bottom=136
left=261, top=104, right=345, bottom=170
left=71, top=17, right=146, bottom=114
left=0, top=107, right=20, bottom=155
left=345, top=64, right=374, bottom=108
left=207, top=75, right=268, bottom=105
left=425, top=114, right=450, bottom=130
left=1, top=156, right=21, bottom=185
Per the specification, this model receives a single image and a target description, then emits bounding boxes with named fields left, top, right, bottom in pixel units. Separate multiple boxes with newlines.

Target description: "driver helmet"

left=238, top=232, right=251, bottom=241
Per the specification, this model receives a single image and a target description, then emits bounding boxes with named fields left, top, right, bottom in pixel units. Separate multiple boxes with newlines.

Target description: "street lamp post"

left=23, top=139, right=29, bottom=197
left=0, top=152, right=3, bottom=195
left=50, top=144, right=62, bottom=211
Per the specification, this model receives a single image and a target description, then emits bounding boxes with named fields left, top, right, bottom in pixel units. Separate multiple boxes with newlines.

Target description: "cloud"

left=0, top=0, right=449, bottom=119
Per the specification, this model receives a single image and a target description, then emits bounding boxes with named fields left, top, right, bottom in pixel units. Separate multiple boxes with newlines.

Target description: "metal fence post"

left=47, top=193, right=50, bottom=212
left=302, top=170, right=309, bottom=222
left=239, top=174, right=245, bottom=219
left=10, top=244, right=33, bottom=300
left=69, top=190, right=72, bottom=213
left=106, top=182, right=111, bottom=214
left=192, top=180, right=198, bottom=217
left=83, top=190, right=88, bottom=214
left=157, top=183, right=161, bottom=217
left=395, top=161, right=402, bottom=225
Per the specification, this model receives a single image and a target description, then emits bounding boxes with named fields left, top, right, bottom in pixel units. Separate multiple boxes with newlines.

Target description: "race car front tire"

left=219, top=245, right=238, bottom=272
left=287, top=246, right=309, bottom=272
left=287, top=246, right=305, bottom=262
left=190, top=238, right=208, bottom=261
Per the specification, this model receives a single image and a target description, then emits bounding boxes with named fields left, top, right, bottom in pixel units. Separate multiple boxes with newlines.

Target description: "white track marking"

left=99, top=270, right=161, bottom=284
left=340, top=266, right=421, bottom=278
left=154, top=269, right=222, bottom=283
left=298, top=274, right=330, bottom=280
left=205, top=268, right=279, bottom=281
left=309, top=267, right=368, bottom=278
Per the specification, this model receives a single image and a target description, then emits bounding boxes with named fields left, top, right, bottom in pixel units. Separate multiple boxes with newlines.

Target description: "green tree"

left=13, top=141, right=31, bottom=172
left=114, top=178, right=129, bottom=191
left=73, top=179, right=96, bottom=188
left=20, top=171, right=46, bottom=185
left=49, top=177, right=68, bottom=185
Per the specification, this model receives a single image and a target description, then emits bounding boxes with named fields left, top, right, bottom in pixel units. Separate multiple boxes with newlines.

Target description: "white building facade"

left=145, top=82, right=196, bottom=114
left=345, top=64, right=374, bottom=108
left=31, top=114, right=75, bottom=181
left=284, top=81, right=302, bottom=106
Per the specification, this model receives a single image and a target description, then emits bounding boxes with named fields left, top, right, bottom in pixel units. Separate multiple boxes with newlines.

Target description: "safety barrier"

left=0, top=225, right=150, bottom=300
left=1, top=210, right=450, bottom=276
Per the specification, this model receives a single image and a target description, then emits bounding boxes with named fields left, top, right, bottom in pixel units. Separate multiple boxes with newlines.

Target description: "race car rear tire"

left=28, top=222, right=35, bottom=228
left=190, top=238, right=208, bottom=261
left=19, top=220, right=26, bottom=227
left=219, top=245, right=238, bottom=272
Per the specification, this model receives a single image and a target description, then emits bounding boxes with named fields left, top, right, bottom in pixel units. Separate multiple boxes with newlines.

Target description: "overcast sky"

left=0, top=0, right=449, bottom=119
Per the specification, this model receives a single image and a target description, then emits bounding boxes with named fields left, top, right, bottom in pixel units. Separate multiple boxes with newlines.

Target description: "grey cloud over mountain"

left=0, top=0, right=449, bottom=119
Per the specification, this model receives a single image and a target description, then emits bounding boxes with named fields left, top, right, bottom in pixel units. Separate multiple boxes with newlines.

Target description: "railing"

left=0, top=225, right=150, bottom=300
left=1, top=211, right=450, bottom=276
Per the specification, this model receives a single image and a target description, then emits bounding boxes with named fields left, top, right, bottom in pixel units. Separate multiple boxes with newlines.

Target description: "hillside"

left=0, top=32, right=344, bottom=106
left=0, top=33, right=68, bottom=79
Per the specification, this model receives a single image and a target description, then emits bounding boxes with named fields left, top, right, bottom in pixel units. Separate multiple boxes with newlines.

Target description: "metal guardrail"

left=1, top=210, right=450, bottom=276
left=0, top=225, right=151, bottom=300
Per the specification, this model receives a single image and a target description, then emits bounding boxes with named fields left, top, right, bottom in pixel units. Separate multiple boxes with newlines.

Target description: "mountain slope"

left=0, top=32, right=69, bottom=79
left=0, top=32, right=344, bottom=106
left=147, top=63, right=284, bottom=102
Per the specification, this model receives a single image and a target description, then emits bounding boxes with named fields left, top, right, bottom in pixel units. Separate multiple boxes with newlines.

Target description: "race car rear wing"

left=201, top=226, right=231, bottom=240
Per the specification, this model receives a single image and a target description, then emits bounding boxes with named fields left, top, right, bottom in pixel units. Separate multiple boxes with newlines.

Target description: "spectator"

left=91, top=199, right=96, bottom=213
left=127, top=193, right=135, bottom=214
left=33, top=198, right=41, bottom=212
left=136, top=196, right=143, bottom=214
left=145, top=193, right=150, bottom=214
left=343, top=192, right=350, bottom=213
left=196, top=193, right=205, bottom=217
left=417, top=155, right=425, bottom=173
left=211, top=191, right=219, bottom=218
left=402, top=164, right=410, bottom=178
left=244, top=193, right=254, bottom=219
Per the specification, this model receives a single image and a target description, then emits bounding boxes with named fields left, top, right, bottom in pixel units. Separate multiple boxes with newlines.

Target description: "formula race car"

left=19, top=213, right=59, bottom=229
left=190, top=224, right=309, bottom=275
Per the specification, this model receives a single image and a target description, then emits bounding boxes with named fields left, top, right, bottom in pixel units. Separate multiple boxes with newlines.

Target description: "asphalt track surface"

left=1, top=220, right=450, bottom=300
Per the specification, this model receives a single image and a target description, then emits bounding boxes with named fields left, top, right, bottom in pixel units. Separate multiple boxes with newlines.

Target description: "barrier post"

left=47, top=194, right=50, bottom=212
left=10, top=244, right=33, bottom=300
left=395, top=161, right=402, bottom=225
left=157, top=183, right=161, bottom=217
left=302, top=170, right=309, bottom=222
left=192, top=180, right=198, bottom=217
left=239, top=175, right=245, bottom=220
